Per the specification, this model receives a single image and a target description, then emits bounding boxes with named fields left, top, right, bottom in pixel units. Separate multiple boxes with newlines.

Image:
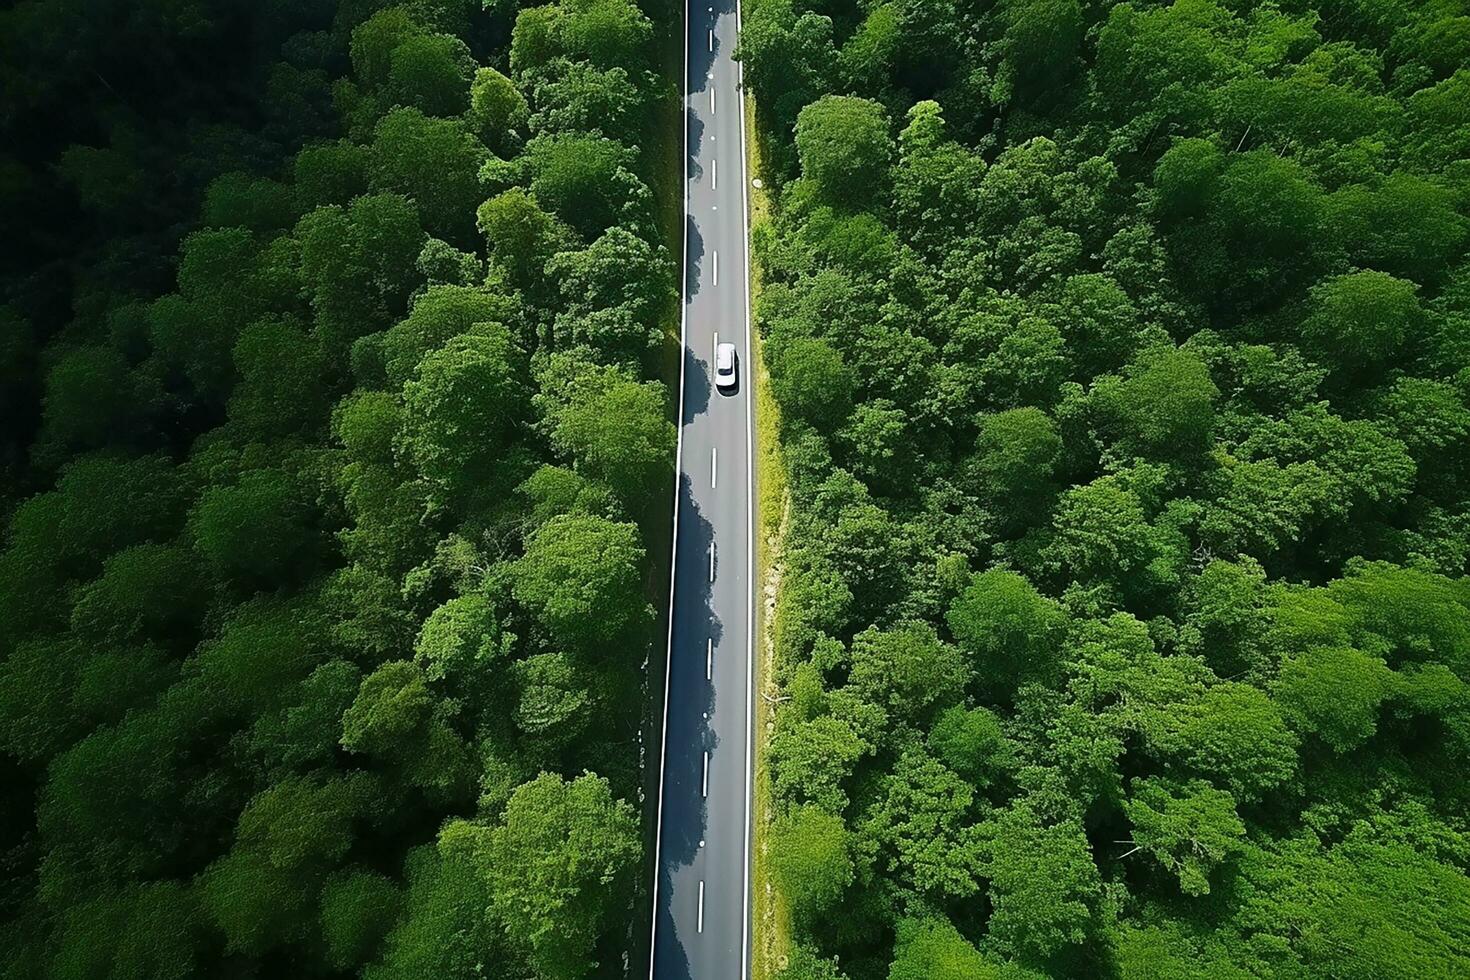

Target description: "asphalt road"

left=648, top=0, right=754, bottom=975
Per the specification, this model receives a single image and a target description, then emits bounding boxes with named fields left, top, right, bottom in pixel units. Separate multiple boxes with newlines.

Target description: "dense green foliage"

left=742, top=0, right=1470, bottom=975
left=0, top=0, right=675, bottom=976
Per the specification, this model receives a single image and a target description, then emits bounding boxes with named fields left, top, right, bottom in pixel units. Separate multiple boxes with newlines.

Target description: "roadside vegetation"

left=739, top=0, right=1470, bottom=975
left=0, top=0, right=677, bottom=977
left=745, top=93, right=796, bottom=980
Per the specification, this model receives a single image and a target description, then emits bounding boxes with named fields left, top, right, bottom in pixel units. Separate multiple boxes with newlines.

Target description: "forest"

left=0, top=0, right=677, bottom=977
left=741, top=0, right=1470, bottom=976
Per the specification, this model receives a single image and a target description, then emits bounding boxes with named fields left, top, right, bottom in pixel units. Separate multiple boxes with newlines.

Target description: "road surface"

left=648, top=0, right=754, bottom=974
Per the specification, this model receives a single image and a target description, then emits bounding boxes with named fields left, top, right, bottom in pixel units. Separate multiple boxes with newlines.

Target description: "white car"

left=715, top=342, right=738, bottom=391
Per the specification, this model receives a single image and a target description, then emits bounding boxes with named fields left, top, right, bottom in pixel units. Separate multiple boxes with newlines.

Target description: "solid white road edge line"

left=736, top=0, right=756, bottom=974
left=646, top=0, right=691, bottom=970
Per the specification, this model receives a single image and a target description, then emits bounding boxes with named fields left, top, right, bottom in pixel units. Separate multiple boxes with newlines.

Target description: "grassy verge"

left=745, top=90, right=794, bottom=980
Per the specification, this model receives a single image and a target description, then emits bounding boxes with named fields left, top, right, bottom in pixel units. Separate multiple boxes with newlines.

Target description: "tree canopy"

left=746, top=0, right=1470, bottom=974
left=0, top=0, right=674, bottom=975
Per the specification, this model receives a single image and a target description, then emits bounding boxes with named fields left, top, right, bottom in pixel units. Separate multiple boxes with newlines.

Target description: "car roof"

left=717, top=343, right=735, bottom=368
